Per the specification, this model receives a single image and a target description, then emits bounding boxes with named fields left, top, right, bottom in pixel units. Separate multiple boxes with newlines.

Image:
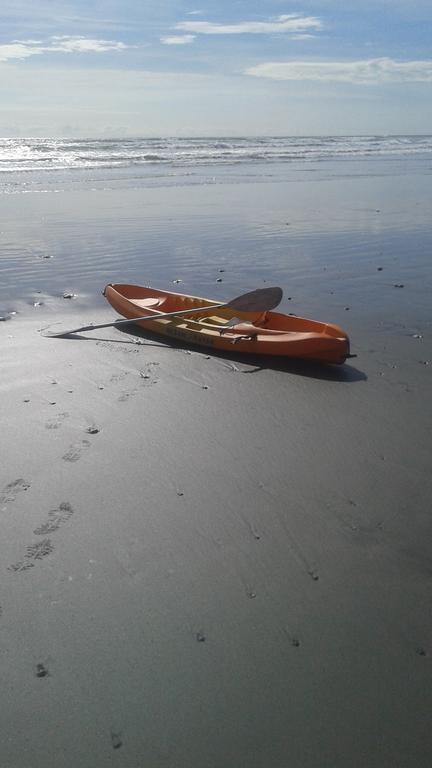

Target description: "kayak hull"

left=103, top=284, right=351, bottom=364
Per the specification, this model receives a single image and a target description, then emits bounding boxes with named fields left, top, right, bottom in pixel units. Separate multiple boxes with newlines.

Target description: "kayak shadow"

left=119, top=325, right=367, bottom=382
left=237, top=355, right=366, bottom=382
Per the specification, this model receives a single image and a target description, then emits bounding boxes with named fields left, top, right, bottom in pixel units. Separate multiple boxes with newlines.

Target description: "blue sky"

left=1, top=1, right=431, bottom=136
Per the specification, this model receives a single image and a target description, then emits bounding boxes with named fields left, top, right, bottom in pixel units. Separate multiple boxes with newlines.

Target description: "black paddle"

left=42, top=286, right=283, bottom=338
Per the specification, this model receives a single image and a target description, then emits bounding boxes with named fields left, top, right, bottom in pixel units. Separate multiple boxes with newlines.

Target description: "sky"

left=0, top=0, right=431, bottom=137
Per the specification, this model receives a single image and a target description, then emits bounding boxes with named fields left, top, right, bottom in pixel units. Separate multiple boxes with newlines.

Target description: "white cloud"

left=12, top=39, right=43, bottom=45
left=175, top=14, right=322, bottom=36
left=0, top=43, right=44, bottom=62
left=50, top=36, right=127, bottom=53
left=245, top=58, right=432, bottom=83
left=0, top=36, right=128, bottom=62
left=160, top=35, right=196, bottom=46
left=291, top=34, right=317, bottom=40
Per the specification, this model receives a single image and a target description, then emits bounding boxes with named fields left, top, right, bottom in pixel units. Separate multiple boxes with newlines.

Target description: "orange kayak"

left=103, top=283, right=351, bottom=364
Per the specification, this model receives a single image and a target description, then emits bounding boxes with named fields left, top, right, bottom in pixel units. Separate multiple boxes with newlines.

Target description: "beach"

left=1, top=143, right=432, bottom=767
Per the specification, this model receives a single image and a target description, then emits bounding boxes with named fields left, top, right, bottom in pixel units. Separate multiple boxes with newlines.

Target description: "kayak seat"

left=131, top=297, right=165, bottom=309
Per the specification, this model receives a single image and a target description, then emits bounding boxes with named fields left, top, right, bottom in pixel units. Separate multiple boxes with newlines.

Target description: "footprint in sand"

left=26, top=539, right=54, bottom=560
left=0, top=478, right=31, bottom=507
left=33, top=502, right=74, bottom=535
left=45, top=412, right=69, bottom=430
left=62, top=440, right=91, bottom=462
left=9, top=502, right=73, bottom=573
left=8, top=560, right=35, bottom=573
left=8, top=538, right=54, bottom=573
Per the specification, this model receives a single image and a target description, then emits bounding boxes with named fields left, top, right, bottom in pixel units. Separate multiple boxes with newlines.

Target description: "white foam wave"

left=0, top=135, right=431, bottom=172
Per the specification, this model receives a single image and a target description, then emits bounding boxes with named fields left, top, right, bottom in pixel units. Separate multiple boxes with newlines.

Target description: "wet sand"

left=1, top=159, right=432, bottom=766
